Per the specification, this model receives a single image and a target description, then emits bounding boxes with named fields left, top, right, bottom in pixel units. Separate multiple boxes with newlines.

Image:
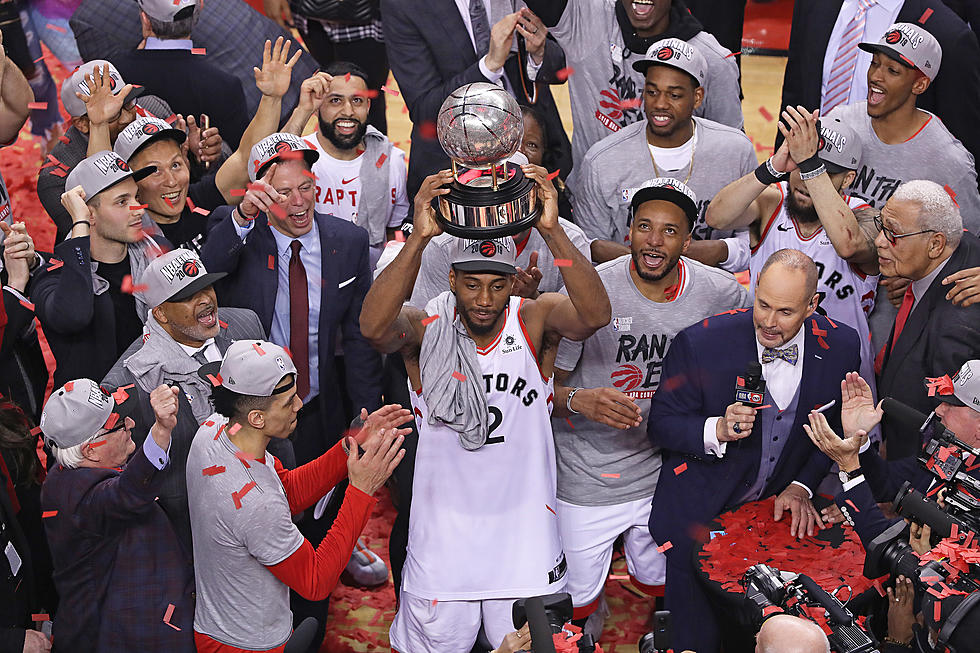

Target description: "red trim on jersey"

left=513, top=230, right=532, bottom=257
left=476, top=307, right=508, bottom=355
left=663, top=259, right=687, bottom=302
left=792, top=217, right=823, bottom=241
left=630, top=576, right=666, bottom=597
left=904, top=114, right=931, bottom=142
left=517, top=298, right=548, bottom=381
left=848, top=260, right=870, bottom=281
left=752, top=183, right=785, bottom=254
left=572, top=595, right=602, bottom=619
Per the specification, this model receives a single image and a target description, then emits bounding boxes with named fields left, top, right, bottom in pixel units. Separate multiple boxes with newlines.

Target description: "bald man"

left=756, top=615, right=830, bottom=653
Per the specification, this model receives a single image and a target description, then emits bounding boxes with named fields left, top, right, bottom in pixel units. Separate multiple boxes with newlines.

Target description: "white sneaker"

left=343, top=538, right=389, bottom=587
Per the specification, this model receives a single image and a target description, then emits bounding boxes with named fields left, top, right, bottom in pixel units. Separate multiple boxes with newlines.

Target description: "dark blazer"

left=200, top=207, right=382, bottom=459
left=382, top=0, right=573, bottom=200
left=0, top=282, right=46, bottom=423
left=877, top=233, right=980, bottom=459
left=110, top=49, right=249, bottom=149
left=647, top=309, right=861, bottom=652
left=0, top=466, right=34, bottom=653
left=100, top=306, right=265, bottom=552
left=41, top=448, right=194, bottom=653
left=779, top=0, right=980, bottom=169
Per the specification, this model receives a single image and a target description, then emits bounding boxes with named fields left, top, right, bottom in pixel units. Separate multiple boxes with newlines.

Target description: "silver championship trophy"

left=435, top=82, right=540, bottom=238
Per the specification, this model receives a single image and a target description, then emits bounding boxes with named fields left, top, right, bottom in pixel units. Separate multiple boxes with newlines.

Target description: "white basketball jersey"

left=749, top=182, right=880, bottom=379
left=403, top=296, right=565, bottom=601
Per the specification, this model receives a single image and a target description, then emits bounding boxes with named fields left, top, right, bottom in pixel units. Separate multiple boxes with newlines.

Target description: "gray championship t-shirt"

left=551, top=0, right=744, bottom=166
left=571, top=117, right=757, bottom=244
left=186, top=415, right=305, bottom=650
left=827, top=103, right=980, bottom=234
left=552, top=255, right=752, bottom=506
left=409, top=218, right=593, bottom=308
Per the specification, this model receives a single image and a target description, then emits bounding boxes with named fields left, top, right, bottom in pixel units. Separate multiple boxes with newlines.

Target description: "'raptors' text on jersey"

left=404, top=295, right=564, bottom=600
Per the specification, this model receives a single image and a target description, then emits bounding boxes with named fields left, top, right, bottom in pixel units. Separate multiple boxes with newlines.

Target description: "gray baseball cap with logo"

left=451, top=237, right=519, bottom=276
left=859, top=22, right=942, bottom=81
left=39, top=379, right=130, bottom=449
left=249, top=132, right=320, bottom=182
left=629, top=177, right=699, bottom=231
left=60, top=60, right=145, bottom=117
left=817, top=117, right=862, bottom=173
left=138, top=248, right=226, bottom=308
left=65, top=150, right=156, bottom=204
left=137, top=0, right=199, bottom=22
left=199, top=340, right=298, bottom=396
left=633, top=38, right=707, bottom=88
left=933, top=360, right=980, bottom=413
left=114, top=116, right=187, bottom=163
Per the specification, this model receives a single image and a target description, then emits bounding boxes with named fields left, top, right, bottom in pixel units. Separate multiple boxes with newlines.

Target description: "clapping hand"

left=840, top=371, right=882, bottom=440
left=0, top=222, right=35, bottom=292
left=351, top=404, right=413, bottom=449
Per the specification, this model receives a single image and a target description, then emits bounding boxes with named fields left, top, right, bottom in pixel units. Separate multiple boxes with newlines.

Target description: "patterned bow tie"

left=761, top=344, right=799, bottom=365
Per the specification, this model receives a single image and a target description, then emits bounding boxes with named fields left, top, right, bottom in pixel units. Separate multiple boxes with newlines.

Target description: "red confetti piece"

left=565, top=417, right=574, bottom=429
left=32, top=614, right=49, bottom=621
left=163, top=603, right=182, bottom=631
left=944, top=184, right=959, bottom=207
left=674, top=462, right=688, bottom=475
left=757, top=404, right=773, bottom=410
left=121, top=275, right=149, bottom=294
left=873, top=578, right=886, bottom=596
left=547, top=169, right=560, bottom=180
left=844, top=499, right=860, bottom=513
left=919, top=8, right=933, bottom=23
left=46, top=258, right=63, bottom=271
left=421, top=314, right=440, bottom=326
left=759, top=106, right=774, bottom=122
left=88, top=440, right=107, bottom=449
left=19, top=299, right=34, bottom=311
left=657, top=541, right=673, bottom=553
left=762, top=605, right=783, bottom=616
left=234, top=450, right=252, bottom=468
left=553, top=259, right=572, bottom=267
left=268, top=255, right=275, bottom=270
left=451, top=371, right=466, bottom=382
left=58, top=135, right=70, bottom=144
left=354, top=89, right=379, bottom=98
left=395, top=229, right=405, bottom=242
left=218, top=319, right=228, bottom=329
left=608, top=574, right=630, bottom=580
left=111, top=384, right=134, bottom=404
left=344, top=72, right=351, bottom=82
left=376, top=153, right=387, bottom=168
left=232, top=481, right=257, bottom=509
left=418, top=121, right=437, bottom=139
left=30, top=426, right=42, bottom=436
left=64, top=382, right=74, bottom=393
left=725, top=51, right=742, bottom=58
left=934, top=599, right=942, bottom=622
left=228, top=422, right=242, bottom=436
left=301, top=169, right=316, bottom=179
left=34, top=319, right=56, bottom=405
left=163, top=196, right=175, bottom=208
left=230, top=188, right=246, bottom=197
left=431, top=599, right=438, bottom=606
left=191, top=48, right=206, bottom=55
left=202, top=465, right=226, bottom=476
left=601, top=473, right=621, bottom=478
left=130, top=204, right=148, bottom=210
left=214, top=423, right=226, bottom=440
left=192, top=206, right=210, bottom=216
left=103, top=411, right=120, bottom=430
left=253, top=343, right=266, bottom=355
left=545, top=504, right=557, bottom=516
left=41, top=511, right=57, bottom=518
left=48, top=168, right=67, bottom=177
left=381, top=85, right=399, bottom=96
left=825, top=316, right=838, bottom=329
left=27, top=102, right=48, bottom=111
left=555, top=66, right=574, bottom=81
left=269, top=203, right=286, bottom=219
left=207, top=373, right=223, bottom=386
left=46, top=23, right=67, bottom=33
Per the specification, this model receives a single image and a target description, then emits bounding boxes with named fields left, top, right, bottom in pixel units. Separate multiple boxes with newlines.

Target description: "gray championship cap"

left=629, top=177, right=699, bottom=231
left=859, top=22, right=942, bottom=81
left=137, top=0, right=199, bottom=22
left=138, top=248, right=226, bottom=308
left=65, top=150, right=156, bottom=204
left=249, top=132, right=320, bottom=182
left=114, top=116, right=187, bottom=163
left=929, top=360, right=980, bottom=413
left=633, top=38, right=707, bottom=88
left=39, top=379, right=131, bottom=449
left=199, top=340, right=298, bottom=396
left=60, top=60, right=145, bottom=117
left=452, top=237, right=519, bottom=276
left=817, top=117, right=862, bottom=173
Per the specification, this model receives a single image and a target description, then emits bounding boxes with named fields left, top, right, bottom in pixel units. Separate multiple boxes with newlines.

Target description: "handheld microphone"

left=735, top=361, right=766, bottom=408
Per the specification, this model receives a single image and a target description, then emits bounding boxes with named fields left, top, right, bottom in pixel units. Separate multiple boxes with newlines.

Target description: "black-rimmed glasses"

left=874, top=214, right=936, bottom=245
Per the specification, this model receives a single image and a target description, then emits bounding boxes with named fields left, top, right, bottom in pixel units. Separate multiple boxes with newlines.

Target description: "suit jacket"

left=382, top=0, right=573, bottom=200
left=200, top=207, right=382, bottom=454
left=101, top=306, right=265, bottom=552
left=877, top=233, right=980, bottom=459
left=648, top=309, right=862, bottom=548
left=779, top=0, right=980, bottom=170
left=0, top=280, right=46, bottom=423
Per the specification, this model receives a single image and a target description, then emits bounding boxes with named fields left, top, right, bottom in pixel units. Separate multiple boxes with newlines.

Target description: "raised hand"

left=60, top=185, right=92, bottom=229
left=0, top=222, right=35, bottom=292
left=516, top=8, right=547, bottom=64
left=254, top=37, right=302, bottom=98
left=236, top=162, right=285, bottom=224
left=412, top=170, right=452, bottom=240
left=297, top=71, right=334, bottom=116
left=185, top=114, right=222, bottom=165
left=79, top=64, right=131, bottom=127
left=512, top=250, right=543, bottom=298
left=263, top=0, right=293, bottom=28
left=777, top=105, right=820, bottom=165
left=150, top=384, right=180, bottom=432
left=347, top=428, right=406, bottom=495
left=803, top=409, right=863, bottom=472
left=520, top=164, right=558, bottom=232
left=351, top=404, right=413, bottom=449
left=486, top=13, right=521, bottom=71
left=840, top=371, right=882, bottom=440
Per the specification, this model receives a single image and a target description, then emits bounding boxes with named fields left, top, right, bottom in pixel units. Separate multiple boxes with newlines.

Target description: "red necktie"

left=874, top=285, right=915, bottom=375
left=289, top=240, right=310, bottom=399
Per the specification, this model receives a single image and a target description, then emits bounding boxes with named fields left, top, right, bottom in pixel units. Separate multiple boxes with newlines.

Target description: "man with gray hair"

left=875, top=179, right=980, bottom=459
left=755, top=615, right=830, bottom=653
left=39, top=378, right=195, bottom=651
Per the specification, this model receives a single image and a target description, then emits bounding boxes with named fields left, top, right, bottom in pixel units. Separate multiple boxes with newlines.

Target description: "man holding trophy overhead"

left=360, top=82, right=611, bottom=652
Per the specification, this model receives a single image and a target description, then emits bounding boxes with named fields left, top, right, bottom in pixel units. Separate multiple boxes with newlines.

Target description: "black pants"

left=299, top=19, right=389, bottom=134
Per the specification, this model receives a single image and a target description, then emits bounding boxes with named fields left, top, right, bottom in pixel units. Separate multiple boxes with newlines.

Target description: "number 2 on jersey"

left=486, top=406, right=505, bottom=445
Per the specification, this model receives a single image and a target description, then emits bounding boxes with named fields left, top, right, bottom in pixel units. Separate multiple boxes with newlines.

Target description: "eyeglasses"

left=874, top=214, right=937, bottom=245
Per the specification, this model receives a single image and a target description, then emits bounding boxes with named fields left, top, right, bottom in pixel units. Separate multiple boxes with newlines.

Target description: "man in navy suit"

left=200, top=132, right=383, bottom=650
left=648, top=248, right=862, bottom=652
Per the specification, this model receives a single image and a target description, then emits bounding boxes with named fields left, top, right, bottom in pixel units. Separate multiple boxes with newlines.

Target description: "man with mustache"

left=283, top=64, right=409, bottom=267
left=100, top=248, right=267, bottom=550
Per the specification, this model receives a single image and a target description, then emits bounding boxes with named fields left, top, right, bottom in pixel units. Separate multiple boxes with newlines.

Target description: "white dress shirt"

left=453, top=0, right=542, bottom=88
left=910, top=254, right=953, bottom=313
left=177, top=337, right=222, bottom=363
left=144, top=37, right=194, bottom=51
left=820, top=0, right=903, bottom=110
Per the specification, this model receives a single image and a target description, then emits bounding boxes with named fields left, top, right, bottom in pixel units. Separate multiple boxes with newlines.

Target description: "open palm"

left=841, top=371, right=882, bottom=439
left=253, top=37, right=301, bottom=98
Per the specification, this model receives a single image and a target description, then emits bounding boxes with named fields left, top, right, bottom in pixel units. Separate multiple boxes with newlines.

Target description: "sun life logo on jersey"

left=501, top=334, right=523, bottom=355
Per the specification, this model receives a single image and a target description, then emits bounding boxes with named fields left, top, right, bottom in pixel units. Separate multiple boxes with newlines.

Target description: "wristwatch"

left=839, top=467, right=862, bottom=484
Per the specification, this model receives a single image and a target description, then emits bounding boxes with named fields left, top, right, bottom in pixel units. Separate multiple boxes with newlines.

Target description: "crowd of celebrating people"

left=1, top=0, right=980, bottom=651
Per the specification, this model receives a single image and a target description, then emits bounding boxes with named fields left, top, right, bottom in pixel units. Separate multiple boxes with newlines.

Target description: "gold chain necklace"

left=648, top=122, right=696, bottom=184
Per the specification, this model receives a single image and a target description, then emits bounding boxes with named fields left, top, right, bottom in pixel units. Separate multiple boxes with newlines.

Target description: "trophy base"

left=436, top=167, right=539, bottom=239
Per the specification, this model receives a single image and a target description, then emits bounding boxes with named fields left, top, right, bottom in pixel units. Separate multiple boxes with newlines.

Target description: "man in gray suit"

left=101, top=248, right=266, bottom=551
